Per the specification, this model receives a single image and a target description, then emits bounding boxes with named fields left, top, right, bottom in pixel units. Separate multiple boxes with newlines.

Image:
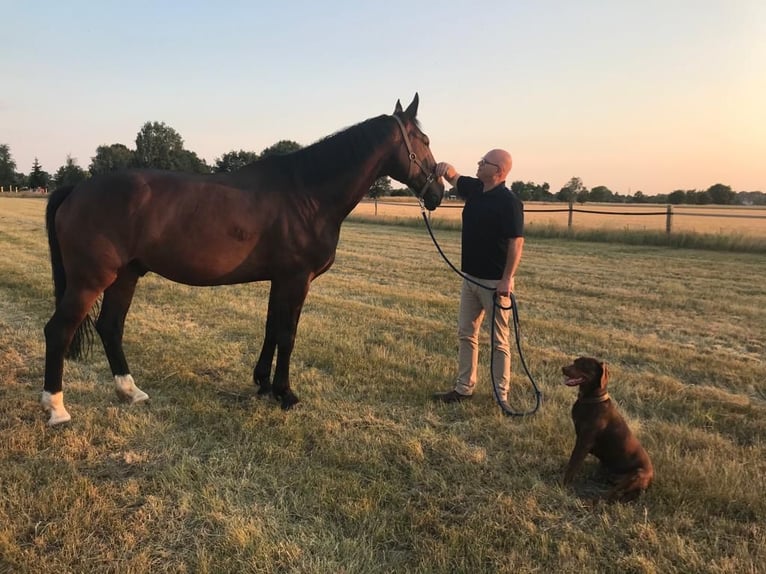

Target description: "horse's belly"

left=138, top=245, right=268, bottom=286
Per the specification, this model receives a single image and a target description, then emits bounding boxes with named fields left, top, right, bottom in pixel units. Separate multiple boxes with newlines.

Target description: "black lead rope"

left=419, top=207, right=543, bottom=417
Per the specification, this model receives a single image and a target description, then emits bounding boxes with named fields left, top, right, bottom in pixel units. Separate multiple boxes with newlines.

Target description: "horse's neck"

left=317, top=146, right=390, bottom=222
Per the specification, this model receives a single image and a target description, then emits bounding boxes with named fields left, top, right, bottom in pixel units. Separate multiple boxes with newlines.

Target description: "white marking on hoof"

left=41, top=391, right=72, bottom=426
left=114, top=374, right=149, bottom=404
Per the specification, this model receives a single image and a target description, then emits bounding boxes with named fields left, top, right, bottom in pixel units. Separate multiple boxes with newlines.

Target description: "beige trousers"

left=454, top=275, right=511, bottom=401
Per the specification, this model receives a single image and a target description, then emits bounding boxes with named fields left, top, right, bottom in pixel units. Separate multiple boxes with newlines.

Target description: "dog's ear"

left=600, top=362, right=609, bottom=388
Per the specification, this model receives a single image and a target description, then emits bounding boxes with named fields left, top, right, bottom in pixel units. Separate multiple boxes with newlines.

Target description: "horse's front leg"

left=268, top=276, right=311, bottom=410
left=253, top=286, right=279, bottom=396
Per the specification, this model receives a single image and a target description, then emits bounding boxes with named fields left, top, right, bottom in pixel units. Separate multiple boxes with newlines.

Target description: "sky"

left=2, top=0, right=764, bottom=195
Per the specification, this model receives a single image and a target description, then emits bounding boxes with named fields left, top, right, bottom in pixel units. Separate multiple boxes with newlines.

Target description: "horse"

left=41, top=94, right=444, bottom=425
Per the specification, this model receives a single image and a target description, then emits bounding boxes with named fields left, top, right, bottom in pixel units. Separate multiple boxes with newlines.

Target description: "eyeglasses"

left=478, top=158, right=500, bottom=169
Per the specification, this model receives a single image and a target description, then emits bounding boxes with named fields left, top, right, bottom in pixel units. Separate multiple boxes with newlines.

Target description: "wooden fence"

left=357, top=200, right=766, bottom=237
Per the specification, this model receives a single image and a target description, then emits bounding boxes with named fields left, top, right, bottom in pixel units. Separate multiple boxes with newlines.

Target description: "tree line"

left=509, top=177, right=765, bottom=206
left=0, top=122, right=301, bottom=191
left=1, top=123, right=764, bottom=205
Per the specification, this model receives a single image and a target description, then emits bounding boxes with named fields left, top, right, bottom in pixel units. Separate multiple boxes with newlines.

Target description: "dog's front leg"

left=563, top=433, right=596, bottom=485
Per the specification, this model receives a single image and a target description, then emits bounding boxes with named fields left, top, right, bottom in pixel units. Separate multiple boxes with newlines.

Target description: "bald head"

left=476, top=148, right=512, bottom=188
left=484, top=149, right=512, bottom=180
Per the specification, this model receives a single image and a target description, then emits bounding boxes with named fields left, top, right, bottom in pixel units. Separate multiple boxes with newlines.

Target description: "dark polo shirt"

left=457, top=176, right=524, bottom=280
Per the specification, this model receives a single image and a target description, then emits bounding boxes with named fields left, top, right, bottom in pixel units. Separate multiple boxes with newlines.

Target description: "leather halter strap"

left=391, top=114, right=435, bottom=199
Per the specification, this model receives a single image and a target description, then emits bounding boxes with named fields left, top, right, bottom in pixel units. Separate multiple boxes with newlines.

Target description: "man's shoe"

left=433, top=390, right=473, bottom=403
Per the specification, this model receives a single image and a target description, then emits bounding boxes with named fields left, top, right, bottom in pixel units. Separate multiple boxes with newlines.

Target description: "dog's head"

left=562, top=356, right=609, bottom=397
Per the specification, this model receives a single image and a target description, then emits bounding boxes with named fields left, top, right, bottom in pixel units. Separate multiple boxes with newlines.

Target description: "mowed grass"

left=1, top=196, right=765, bottom=573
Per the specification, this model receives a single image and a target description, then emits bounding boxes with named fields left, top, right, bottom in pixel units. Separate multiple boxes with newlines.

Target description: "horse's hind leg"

left=42, top=286, right=102, bottom=425
left=95, top=268, right=148, bottom=405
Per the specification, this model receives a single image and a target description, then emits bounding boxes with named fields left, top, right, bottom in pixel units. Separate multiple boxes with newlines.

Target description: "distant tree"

left=174, top=150, right=210, bottom=174
left=737, top=191, right=766, bottom=205
left=133, top=121, right=185, bottom=170
left=214, top=150, right=259, bottom=173
left=28, top=158, right=50, bottom=190
left=533, top=182, right=552, bottom=201
left=260, top=140, right=302, bottom=158
left=0, top=144, right=17, bottom=188
left=511, top=180, right=531, bottom=201
left=668, top=189, right=686, bottom=204
left=368, top=176, right=392, bottom=199
left=556, top=177, right=586, bottom=203
left=631, top=190, right=648, bottom=203
left=511, top=180, right=553, bottom=201
left=53, top=155, right=88, bottom=188
left=589, top=185, right=614, bottom=203
left=707, top=183, right=735, bottom=205
left=694, top=190, right=712, bottom=205
left=89, top=143, right=134, bottom=175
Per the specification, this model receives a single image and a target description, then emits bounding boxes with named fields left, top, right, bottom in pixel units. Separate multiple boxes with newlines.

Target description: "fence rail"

left=359, top=199, right=766, bottom=236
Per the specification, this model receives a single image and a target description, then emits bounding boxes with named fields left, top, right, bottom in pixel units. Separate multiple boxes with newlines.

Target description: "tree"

left=510, top=180, right=552, bottom=201
left=260, top=140, right=302, bottom=158
left=368, top=176, right=392, bottom=199
left=28, top=158, right=50, bottom=190
left=0, top=144, right=18, bottom=188
left=89, top=144, right=134, bottom=175
left=589, top=185, right=614, bottom=203
left=214, top=150, right=259, bottom=173
left=668, top=189, right=686, bottom=204
left=133, top=121, right=185, bottom=170
left=694, top=190, right=712, bottom=205
left=707, top=183, right=735, bottom=205
left=53, top=155, right=89, bottom=188
left=556, top=177, right=586, bottom=203
left=631, top=190, right=648, bottom=203
left=173, top=150, right=210, bottom=174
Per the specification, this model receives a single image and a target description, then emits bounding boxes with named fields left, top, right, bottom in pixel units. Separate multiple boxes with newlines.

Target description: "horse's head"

left=389, top=94, right=444, bottom=211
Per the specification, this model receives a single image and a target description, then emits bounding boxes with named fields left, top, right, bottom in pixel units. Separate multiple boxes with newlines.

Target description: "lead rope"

left=416, top=198, right=542, bottom=417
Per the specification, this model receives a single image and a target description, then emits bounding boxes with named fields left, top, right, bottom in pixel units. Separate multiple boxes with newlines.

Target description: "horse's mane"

left=250, top=114, right=413, bottom=186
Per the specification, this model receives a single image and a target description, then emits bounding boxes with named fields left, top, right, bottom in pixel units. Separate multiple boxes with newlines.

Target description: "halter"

left=391, top=114, right=436, bottom=199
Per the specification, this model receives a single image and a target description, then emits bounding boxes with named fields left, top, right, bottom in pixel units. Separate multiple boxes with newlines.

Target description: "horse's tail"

left=46, top=185, right=97, bottom=360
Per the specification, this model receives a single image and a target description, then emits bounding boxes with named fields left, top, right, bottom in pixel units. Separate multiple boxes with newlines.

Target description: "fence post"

left=666, top=204, right=672, bottom=235
left=568, top=199, right=574, bottom=230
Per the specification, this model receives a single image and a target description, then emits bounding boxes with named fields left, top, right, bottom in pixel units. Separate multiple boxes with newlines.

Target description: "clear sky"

left=2, top=0, right=764, bottom=195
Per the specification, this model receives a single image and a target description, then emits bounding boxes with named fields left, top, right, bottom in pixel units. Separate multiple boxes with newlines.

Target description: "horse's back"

left=55, top=168, right=325, bottom=286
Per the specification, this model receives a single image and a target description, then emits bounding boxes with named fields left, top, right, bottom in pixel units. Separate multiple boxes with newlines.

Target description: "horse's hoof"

left=41, top=391, right=72, bottom=426
left=256, top=384, right=272, bottom=396
left=114, top=375, right=149, bottom=404
left=280, top=394, right=300, bottom=410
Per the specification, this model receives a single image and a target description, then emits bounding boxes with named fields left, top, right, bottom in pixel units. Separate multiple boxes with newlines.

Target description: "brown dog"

left=562, top=357, right=653, bottom=501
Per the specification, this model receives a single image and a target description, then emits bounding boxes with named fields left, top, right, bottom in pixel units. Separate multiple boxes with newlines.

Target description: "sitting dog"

left=562, top=357, right=653, bottom=501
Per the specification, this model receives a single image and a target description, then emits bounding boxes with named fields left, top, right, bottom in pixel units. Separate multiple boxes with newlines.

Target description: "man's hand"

left=435, top=162, right=458, bottom=183
left=496, top=276, right=514, bottom=297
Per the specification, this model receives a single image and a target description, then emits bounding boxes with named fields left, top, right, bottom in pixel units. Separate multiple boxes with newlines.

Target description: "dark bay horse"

left=41, top=94, right=444, bottom=425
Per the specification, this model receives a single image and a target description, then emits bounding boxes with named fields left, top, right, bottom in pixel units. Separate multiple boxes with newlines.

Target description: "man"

left=433, top=149, right=524, bottom=405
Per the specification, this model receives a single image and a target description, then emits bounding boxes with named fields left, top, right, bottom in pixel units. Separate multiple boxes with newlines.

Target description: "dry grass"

left=1, top=196, right=765, bottom=573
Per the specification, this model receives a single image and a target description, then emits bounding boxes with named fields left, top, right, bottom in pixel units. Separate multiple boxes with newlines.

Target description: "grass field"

left=1, top=196, right=765, bottom=573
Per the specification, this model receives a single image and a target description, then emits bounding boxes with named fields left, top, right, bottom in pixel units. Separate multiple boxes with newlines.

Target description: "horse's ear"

left=600, top=362, right=609, bottom=387
left=394, top=99, right=404, bottom=115
left=403, top=93, right=419, bottom=119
